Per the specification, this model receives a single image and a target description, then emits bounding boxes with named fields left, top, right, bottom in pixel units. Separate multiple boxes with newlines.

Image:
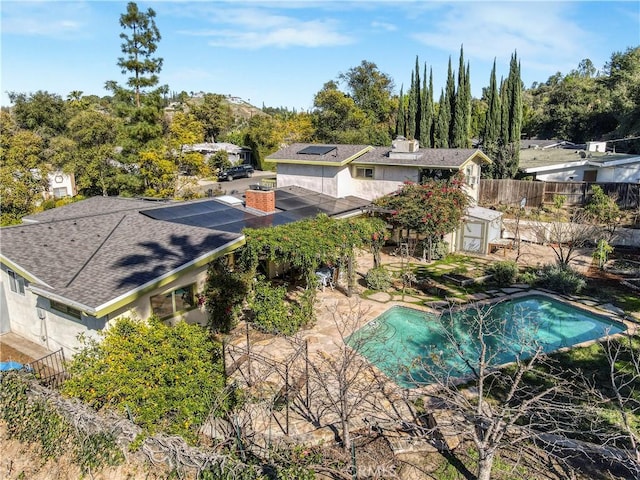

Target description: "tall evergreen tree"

left=396, top=85, right=406, bottom=138
left=444, top=57, right=456, bottom=146
left=452, top=46, right=471, bottom=148
left=425, top=68, right=435, bottom=147
left=407, top=71, right=417, bottom=139
left=114, top=2, right=163, bottom=108
left=413, top=56, right=422, bottom=141
left=434, top=89, right=449, bottom=148
left=483, top=59, right=501, bottom=147
left=419, top=63, right=432, bottom=146
left=507, top=53, right=523, bottom=151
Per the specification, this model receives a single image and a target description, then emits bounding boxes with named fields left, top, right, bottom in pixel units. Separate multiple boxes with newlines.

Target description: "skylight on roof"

left=297, top=145, right=337, bottom=155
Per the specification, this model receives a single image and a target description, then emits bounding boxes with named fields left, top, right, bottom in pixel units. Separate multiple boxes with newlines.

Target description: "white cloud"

left=175, top=6, right=353, bottom=48
left=1, top=1, right=90, bottom=38
left=411, top=3, right=589, bottom=76
left=370, top=21, right=397, bottom=32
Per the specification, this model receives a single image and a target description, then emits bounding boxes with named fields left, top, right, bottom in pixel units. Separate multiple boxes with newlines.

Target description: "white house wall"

left=276, top=164, right=340, bottom=197
left=535, top=166, right=590, bottom=182
left=595, top=165, right=640, bottom=183
left=2, top=264, right=210, bottom=358
left=351, top=165, right=419, bottom=201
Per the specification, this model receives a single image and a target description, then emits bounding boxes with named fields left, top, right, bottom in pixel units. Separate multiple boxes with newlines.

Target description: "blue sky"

left=2, top=1, right=639, bottom=110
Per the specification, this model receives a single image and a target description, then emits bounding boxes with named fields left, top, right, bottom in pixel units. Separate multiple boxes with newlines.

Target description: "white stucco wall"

left=534, top=166, right=591, bottom=182
left=596, top=165, right=640, bottom=183
left=350, top=165, right=419, bottom=200
left=2, top=264, right=210, bottom=358
left=276, top=164, right=341, bottom=196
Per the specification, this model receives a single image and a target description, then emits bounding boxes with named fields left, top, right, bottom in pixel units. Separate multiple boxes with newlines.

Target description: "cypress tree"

left=445, top=57, right=456, bottom=146
left=507, top=52, right=522, bottom=174
left=396, top=84, right=406, bottom=138
left=434, top=89, right=449, bottom=148
left=419, top=63, right=430, bottom=146
left=413, top=56, right=421, bottom=141
left=483, top=59, right=500, bottom=147
left=452, top=46, right=471, bottom=148
left=407, top=71, right=417, bottom=139
left=425, top=67, right=435, bottom=147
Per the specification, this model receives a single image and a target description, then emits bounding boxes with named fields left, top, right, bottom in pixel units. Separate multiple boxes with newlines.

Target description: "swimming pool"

left=347, top=294, right=626, bottom=388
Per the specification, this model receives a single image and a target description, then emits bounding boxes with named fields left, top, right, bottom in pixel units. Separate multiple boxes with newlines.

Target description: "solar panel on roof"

left=297, top=145, right=337, bottom=156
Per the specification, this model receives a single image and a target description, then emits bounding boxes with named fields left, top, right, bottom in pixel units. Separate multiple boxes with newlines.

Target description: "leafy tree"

left=7, top=90, right=68, bottom=138
left=67, top=109, right=121, bottom=196
left=168, top=111, right=205, bottom=175
left=138, top=148, right=176, bottom=197
left=584, top=185, right=621, bottom=240
left=374, top=174, right=470, bottom=260
left=0, top=124, right=49, bottom=224
left=205, top=257, right=252, bottom=333
left=312, top=81, right=367, bottom=143
left=191, top=93, right=234, bottom=142
left=602, top=46, right=640, bottom=140
left=116, top=2, right=163, bottom=108
left=62, top=316, right=227, bottom=442
left=207, top=149, right=232, bottom=174
left=337, top=59, right=395, bottom=125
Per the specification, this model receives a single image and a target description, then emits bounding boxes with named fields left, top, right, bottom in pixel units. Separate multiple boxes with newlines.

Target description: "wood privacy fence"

left=479, top=179, right=640, bottom=209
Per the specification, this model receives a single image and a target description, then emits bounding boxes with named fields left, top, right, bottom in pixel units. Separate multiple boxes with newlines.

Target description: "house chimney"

left=245, top=187, right=276, bottom=213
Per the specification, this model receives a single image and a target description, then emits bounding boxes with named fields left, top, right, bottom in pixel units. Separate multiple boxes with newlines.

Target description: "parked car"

left=217, top=164, right=254, bottom=181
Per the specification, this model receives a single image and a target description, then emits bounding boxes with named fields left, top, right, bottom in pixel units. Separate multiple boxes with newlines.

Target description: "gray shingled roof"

left=267, top=143, right=488, bottom=168
left=266, top=143, right=372, bottom=163
left=22, top=196, right=174, bottom=223
left=4, top=190, right=371, bottom=313
left=357, top=147, right=486, bottom=168
left=2, top=209, right=241, bottom=311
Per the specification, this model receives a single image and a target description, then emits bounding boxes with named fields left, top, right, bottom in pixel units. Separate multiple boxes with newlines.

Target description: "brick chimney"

left=245, top=188, right=276, bottom=213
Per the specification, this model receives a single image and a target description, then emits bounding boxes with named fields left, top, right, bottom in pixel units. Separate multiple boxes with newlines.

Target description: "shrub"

left=365, top=266, right=392, bottom=291
left=62, top=317, right=227, bottom=442
left=488, top=260, right=518, bottom=286
left=531, top=264, right=586, bottom=294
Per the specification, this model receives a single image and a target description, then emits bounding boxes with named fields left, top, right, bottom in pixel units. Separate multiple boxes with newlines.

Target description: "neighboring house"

left=267, top=138, right=492, bottom=203
left=46, top=171, right=77, bottom=200
left=183, top=142, right=253, bottom=166
left=0, top=189, right=369, bottom=356
left=520, top=147, right=640, bottom=183
left=267, top=138, right=501, bottom=255
left=520, top=139, right=578, bottom=151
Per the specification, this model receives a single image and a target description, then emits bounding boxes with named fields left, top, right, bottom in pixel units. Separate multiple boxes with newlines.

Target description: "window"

left=7, top=270, right=25, bottom=295
left=355, top=167, right=374, bottom=179
left=465, top=165, right=477, bottom=185
left=50, top=300, right=82, bottom=319
left=53, top=187, right=68, bottom=199
left=150, top=284, right=196, bottom=318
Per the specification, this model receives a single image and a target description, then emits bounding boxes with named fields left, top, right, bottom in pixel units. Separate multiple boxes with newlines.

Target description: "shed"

left=457, top=206, right=503, bottom=255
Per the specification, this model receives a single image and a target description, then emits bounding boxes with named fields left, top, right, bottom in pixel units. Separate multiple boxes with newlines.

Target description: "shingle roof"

left=3, top=190, right=370, bottom=314
left=2, top=210, right=241, bottom=311
left=267, top=143, right=490, bottom=168
left=266, top=143, right=372, bottom=164
left=358, top=148, right=487, bottom=168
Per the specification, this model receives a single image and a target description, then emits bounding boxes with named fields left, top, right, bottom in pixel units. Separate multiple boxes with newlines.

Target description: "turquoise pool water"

left=347, top=295, right=626, bottom=388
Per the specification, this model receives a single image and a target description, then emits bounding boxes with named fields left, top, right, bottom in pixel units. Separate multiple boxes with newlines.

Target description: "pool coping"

left=350, top=288, right=638, bottom=394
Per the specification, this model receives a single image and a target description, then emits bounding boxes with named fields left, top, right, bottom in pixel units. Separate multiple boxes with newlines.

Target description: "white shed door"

left=462, top=221, right=484, bottom=252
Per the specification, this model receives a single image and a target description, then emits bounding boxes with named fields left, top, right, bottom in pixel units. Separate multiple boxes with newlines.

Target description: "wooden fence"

left=479, top=179, right=640, bottom=209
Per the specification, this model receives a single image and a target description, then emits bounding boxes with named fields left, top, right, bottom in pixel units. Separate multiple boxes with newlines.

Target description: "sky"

left=1, top=1, right=639, bottom=111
